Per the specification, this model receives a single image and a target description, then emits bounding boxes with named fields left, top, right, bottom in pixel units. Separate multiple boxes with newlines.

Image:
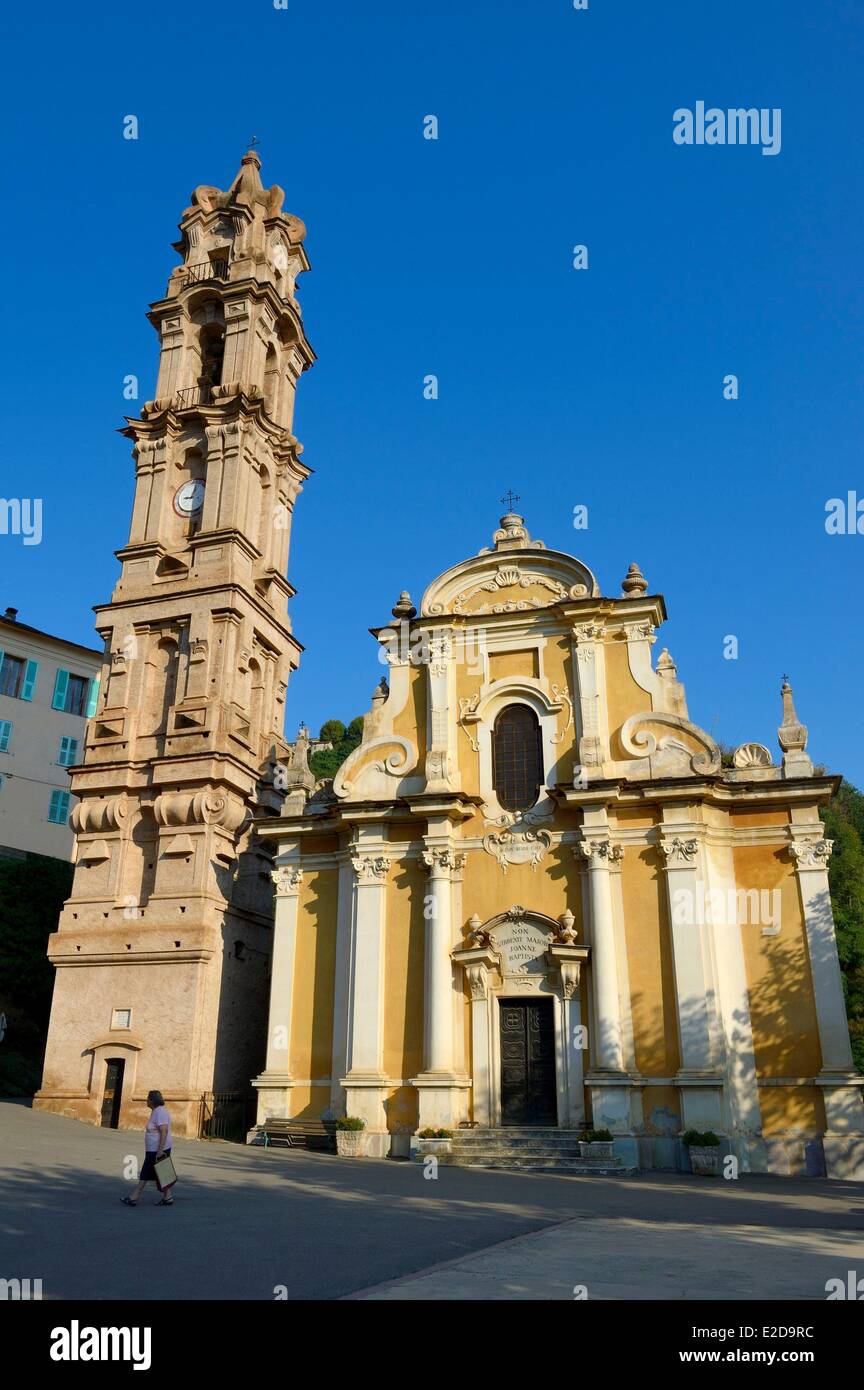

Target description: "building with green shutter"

left=0, top=607, right=101, bottom=861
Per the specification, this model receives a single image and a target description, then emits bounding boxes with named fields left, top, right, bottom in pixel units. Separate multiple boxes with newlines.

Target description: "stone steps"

left=415, top=1127, right=636, bottom=1176
left=439, top=1157, right=636, bottom=1175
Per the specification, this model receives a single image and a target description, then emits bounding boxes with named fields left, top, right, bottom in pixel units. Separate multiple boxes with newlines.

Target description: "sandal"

left=156, top=1197, right=174, bottom=1206
left=120, top=1196, right=138, bottom=1206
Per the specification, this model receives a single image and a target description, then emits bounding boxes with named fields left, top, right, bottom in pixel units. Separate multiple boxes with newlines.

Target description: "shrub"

left=584, top=1128, right=613, bottom=1143
left=418, top=1127, right=452, bottom=1139
left=336, top=1116, right=365, bottom=1131
left=683, top=1129, right=720, bottom=1147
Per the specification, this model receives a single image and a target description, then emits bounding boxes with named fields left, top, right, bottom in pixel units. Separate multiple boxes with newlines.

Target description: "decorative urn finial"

left=391, top=590, right=416, bottom=619
left=622, top=562, right=648, bottom=596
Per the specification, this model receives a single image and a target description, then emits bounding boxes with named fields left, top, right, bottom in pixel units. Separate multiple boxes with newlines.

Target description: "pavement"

left=2, top=1099, right=863, bottom=1301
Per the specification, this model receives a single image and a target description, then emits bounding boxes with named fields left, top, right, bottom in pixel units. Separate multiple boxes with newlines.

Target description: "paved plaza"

left=1, top=1101, right=862, bottom=1301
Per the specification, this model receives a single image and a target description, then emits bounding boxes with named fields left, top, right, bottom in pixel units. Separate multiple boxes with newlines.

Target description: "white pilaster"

left=788, top=829, right=864, bottom=1175
left=452, top=949, right=498, bottom=1128
left=570, top=622, right=607, bottom=770
left=413, top=843, right=470, bottom=1128
left=659, top=827, right=723, bottom=1133
left=340, top=839, right=391, bottom=1154
left=702, top=837, right=764, bottom=1168
left=252, top=856, right=302, bottom=1122
left=573, top=835, right=624, bottom=1072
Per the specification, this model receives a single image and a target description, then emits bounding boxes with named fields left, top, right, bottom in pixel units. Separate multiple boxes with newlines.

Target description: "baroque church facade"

left=35, top=155, right=863, bottom=1177
left=257, top=512, right=863, bottom=1176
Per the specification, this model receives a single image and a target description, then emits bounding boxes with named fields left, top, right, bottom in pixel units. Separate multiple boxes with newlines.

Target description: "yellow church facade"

left=254, top=509, right=863, bottom=1177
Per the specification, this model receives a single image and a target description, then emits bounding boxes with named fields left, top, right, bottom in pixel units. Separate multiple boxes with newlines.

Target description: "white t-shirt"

left=145, top=1105, right=172, bottom=1153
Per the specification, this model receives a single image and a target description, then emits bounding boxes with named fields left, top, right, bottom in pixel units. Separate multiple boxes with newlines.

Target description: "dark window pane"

left=65, top=674, right=89, bottom=716
left=492, top=704, right=543, bottom=812
left=0, top=656, right=24, bottom=699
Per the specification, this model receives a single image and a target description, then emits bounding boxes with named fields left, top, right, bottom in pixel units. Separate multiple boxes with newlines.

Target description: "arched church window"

left=492, top=704, right=543, bottom=812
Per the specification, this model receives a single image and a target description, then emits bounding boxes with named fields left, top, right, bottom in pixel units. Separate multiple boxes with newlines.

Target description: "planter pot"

left=336, top=1130, right=365, bottom=1157
left=688, top=1146, right=720, bottom=1176
left=580, top=1141, right=614, bottom=1160
left=417, top=1138, right=452, bottom=1156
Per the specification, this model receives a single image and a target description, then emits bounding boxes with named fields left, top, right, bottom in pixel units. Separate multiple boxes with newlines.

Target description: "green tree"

left=0, top=855, right=72, bottom=1095
left=309, top=716, right=364, bottom=781
left=824, top=781, right=864, bottom=1073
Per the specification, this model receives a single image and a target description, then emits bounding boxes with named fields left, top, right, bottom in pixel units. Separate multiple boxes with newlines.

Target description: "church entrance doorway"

left=499, top=997, right=557, bottom=1125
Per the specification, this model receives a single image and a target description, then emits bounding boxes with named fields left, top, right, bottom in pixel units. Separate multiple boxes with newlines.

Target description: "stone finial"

left=778, top=677, right=812, bottom=777
left=622, top=562, right=648, bottom=596
left=370, top=677, right=390, bottom=710
left=275, top=726, right=316, bottom=809
left=778, top=677, right=807, bottom=752
left=656, top=647, right=677, bottom=679
left=466, top=913, right=491, bottom=948
left=490, top=511, right=545, bottom=552
left=555, top=909, right=579, bottom=944
left=391, top=590, right=416, bottom=619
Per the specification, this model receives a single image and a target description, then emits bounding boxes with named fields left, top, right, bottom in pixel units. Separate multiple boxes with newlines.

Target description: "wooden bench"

left=256, top=1118, right=337, bottom=1153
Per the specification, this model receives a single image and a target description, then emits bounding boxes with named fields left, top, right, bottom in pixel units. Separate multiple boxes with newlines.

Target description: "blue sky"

left=0, top=0, right=861, bottom=781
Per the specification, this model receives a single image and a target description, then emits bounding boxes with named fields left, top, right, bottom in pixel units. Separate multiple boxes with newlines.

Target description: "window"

left=0, top=720, right=11, bottom=752
left=48, top=789, right=71, bottom=824
left=492, top=704, right=544, bottom=812
left=52, top=669, right=97, bottom=717
left=111, top=1008, right=132, bottom=1030
left=0, top=654, right=37, bottom=701
left=58, top=736, right=79, bottom=767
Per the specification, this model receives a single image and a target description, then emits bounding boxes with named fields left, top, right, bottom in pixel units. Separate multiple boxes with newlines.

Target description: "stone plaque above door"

left=489, top=910, right=550, bottom=978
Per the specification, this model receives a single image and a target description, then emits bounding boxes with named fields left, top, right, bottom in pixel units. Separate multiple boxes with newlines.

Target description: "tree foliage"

left=0, top=855, right=72, bottom=1094
left=309, top=716, right=364, bottom=781
left=824, top=780, right=864, bottom=1073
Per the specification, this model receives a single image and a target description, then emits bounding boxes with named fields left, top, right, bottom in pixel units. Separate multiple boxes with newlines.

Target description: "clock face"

left=174, top=480, right=205, bottom=517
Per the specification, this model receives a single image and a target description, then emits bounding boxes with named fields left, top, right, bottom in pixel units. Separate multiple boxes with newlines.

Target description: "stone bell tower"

left=35, top=150, right=315, bottom=1135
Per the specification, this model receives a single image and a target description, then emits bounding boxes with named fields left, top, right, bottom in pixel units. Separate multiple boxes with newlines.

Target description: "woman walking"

left=121, top=1090, right=176, bottom=1207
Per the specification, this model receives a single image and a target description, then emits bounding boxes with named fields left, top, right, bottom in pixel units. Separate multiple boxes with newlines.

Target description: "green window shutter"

left=0, top=651, right=5, bottom=679
left=22, top=659, right=38, bottom=701
left=52, top=668, right=69, bottom=711
left=86, top=675, right=100, bottom=718
left=48, top=789, right=71, bottom=824
left=0, top=720, right=11, bottom=752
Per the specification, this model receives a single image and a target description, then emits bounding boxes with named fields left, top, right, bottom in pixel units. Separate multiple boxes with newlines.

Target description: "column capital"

left=571, top=621, right=604, bottom=645
left=351, top=853, right=391, bottom=884
left=789, top=837, right=833, bottom=872
left=421, top=846, right=465, bottom=878
left=573, top=837, right=624, bottom=865
left=658, top=836, right=699, bottom=868
left=271, top=865, right=303, bottom=897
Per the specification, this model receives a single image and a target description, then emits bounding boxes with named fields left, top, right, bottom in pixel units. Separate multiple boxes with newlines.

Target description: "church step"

left=449, top=1143, right=586, bottom=1155
left=451, top=1130, right=586, bottom=1143
left=443, top=1148, right=617, bottom=1161
left=441, top=1158, right=636, bottom=1175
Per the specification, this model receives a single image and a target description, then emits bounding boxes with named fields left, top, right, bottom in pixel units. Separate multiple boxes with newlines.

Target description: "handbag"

left=154, top=1153, right=177, bottom=1191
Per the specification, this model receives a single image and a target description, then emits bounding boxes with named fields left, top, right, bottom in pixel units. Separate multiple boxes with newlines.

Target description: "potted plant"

left=683, top=1129, right=721, bottom=1176
left=416, top=1127, right=453, bottom=1155
left=335, top=1116, right=366, bottom=1156
left=580, top=1127, right=614, bottom=1160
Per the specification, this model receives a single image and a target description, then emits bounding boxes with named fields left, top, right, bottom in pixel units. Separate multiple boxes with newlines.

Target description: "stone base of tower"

left=35, top=913, right=271, bottom=1140
left=32, top=1088, right=205, bottom=1140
